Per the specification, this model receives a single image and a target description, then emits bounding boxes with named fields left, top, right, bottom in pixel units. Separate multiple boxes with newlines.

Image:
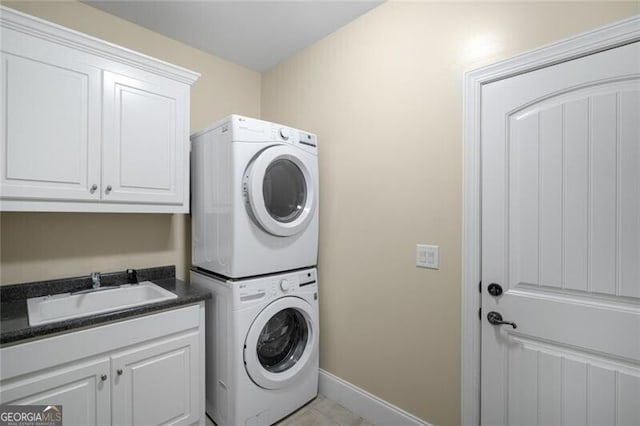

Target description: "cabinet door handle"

left=117, top=369, right=123, bottom=376
left=101, top=374, right=107, bottom=381
left=105, top=185, right=112, bottom=194
left=90, top=184, right=98, bottom=193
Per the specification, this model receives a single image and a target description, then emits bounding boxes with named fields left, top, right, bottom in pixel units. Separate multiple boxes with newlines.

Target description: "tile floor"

left=205, top=394, right=375, bottom=426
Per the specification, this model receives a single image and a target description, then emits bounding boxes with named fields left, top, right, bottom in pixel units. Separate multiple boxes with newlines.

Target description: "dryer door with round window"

left=244, top=297, right=317, bottom=389
left=243, top=145, right=316, bottom=237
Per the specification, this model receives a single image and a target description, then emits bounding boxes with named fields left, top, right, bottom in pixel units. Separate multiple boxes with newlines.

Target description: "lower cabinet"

left=0, top=303, right=205, bottom=426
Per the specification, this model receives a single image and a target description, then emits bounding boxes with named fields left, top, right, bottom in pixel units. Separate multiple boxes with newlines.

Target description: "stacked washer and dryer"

left=190, top=115, right=320, bottom=426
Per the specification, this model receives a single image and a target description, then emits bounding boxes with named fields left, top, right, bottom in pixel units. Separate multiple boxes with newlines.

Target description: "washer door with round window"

left=243, top=145, right=316, bottom=237
left=244, top=297, right=317, bottom=390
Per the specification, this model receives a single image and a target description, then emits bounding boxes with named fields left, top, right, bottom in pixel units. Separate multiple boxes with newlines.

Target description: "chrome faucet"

left=91, top=272, right=101, bottom=289
left=71, top=272, right=113, bottom=295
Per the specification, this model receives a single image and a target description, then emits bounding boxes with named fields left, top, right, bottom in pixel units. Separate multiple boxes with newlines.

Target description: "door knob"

left=90, top=184, right=98, bottom=193
left=117, top=369, right=123, bottom=376
left=105, top=185, right=112, bottom=194
left=101, top=374, right=107, bottom=381
left=487, top=311, right=517, bottom=329
left=487, top=283, right=503, bottom=296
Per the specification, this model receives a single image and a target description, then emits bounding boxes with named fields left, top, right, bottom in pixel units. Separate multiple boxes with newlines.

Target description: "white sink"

left=27, top=281, right=178, bottom=326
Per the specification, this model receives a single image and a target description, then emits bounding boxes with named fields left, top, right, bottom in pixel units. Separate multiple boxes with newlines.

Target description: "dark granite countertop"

left=0, top=266, right=210, bottom=346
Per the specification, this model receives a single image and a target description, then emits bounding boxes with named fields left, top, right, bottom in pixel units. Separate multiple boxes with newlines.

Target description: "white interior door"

left=481, top=41, right=639, bottom=425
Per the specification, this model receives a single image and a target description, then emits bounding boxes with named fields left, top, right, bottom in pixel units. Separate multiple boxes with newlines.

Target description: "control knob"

left=279, top=279, right=290, bottom=291
left=279, top=128, right=290, bottom=140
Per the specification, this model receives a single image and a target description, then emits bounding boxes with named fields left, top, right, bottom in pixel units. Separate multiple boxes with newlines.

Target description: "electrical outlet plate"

left=416, top=244, right=439, bottom=269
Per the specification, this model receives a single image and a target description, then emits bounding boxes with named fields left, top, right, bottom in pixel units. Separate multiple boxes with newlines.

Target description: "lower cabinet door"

left=111, top=331, right=200, bottom=425
left=0, top=357, right=111, bottom=426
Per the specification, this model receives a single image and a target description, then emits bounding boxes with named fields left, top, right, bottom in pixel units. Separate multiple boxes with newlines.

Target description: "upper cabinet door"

left=102, top=71, right=189, bottom=208
left=0, top=39, right=101, bottom=202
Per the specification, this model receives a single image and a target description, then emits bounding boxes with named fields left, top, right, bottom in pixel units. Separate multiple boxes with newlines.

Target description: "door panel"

left=619, top=90, right=640, bottom=298
left=111, top=331, right=199, bottom=426
left=0, top=357, right=110, bottom=426
left=102, top=70, right=187, bottom=205
left=0, top=50, right=101, bottom=201
left=506, top=338, right=640, bottom=425
left=590, top=93, right=618, bottom=295
left=481, top=41, right=640, bottom=425
left=507, top=82, right=639, bottom=296
left=564, top=98, right=590, bottom=292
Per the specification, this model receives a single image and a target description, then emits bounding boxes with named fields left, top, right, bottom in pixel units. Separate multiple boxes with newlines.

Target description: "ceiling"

left=83, top=1, right=383, bottom=72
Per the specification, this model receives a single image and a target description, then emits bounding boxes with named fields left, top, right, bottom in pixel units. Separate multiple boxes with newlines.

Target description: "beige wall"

left=0, top=1, right=261, bottom=284
left=261, top=2, right=638, bottom=425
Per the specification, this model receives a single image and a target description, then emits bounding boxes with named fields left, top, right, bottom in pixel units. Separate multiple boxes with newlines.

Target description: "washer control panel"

left=237, top=269, right=317, bottom=304
left=279, top=279, right=290, bottom=291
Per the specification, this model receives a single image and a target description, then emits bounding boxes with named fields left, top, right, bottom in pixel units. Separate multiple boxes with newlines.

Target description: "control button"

left=280, top=279, right=290, bottom=291
left=279, top=128, right=290, bottom=140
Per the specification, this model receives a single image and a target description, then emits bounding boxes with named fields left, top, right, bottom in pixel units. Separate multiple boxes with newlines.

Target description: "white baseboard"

left=318, top=369, right=432, bottom=426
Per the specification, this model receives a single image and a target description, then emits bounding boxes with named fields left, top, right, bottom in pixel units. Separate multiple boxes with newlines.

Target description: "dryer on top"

left=191, top=115, right=318, bottom=278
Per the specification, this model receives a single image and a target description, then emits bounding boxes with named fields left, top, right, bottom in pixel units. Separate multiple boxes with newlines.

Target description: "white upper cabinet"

left=0, top=6, right=199, bottom=212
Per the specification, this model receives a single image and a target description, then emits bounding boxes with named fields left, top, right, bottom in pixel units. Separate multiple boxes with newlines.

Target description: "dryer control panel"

left=228, top=115, right=318, bottom=154
left=268, top=124, right=317, bottom=154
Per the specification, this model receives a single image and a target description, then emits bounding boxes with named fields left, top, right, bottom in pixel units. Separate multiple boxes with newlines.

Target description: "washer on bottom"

left=190, top=267, right=319, bottom=426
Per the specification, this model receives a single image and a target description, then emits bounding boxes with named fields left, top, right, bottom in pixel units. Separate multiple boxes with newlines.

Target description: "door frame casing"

left=461, top=15, right=640, bottom=426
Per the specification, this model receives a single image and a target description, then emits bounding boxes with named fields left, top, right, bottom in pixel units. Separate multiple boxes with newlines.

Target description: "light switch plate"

left=416, top=244, right=439, bottom=269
